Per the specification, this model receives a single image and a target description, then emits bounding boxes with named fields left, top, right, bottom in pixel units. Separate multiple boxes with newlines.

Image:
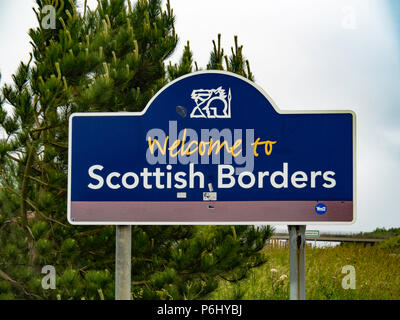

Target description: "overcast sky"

left=0, top=0, right=399, bottom=233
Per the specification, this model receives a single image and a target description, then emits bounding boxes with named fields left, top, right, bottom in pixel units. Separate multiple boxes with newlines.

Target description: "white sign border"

left=67, top=70, right=356, bottom=225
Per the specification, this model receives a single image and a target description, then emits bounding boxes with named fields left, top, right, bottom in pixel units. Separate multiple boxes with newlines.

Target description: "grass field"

left=208, top=244, right=400, bottom=300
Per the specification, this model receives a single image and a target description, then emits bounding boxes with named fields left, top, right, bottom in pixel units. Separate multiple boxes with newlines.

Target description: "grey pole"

left=115, top=225, right=132, bottom=300
left=288, top=225, right=306, bottom=300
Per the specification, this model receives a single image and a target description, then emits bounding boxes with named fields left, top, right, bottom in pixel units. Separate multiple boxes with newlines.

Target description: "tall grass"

left=208, top=244, right=400, bottom=300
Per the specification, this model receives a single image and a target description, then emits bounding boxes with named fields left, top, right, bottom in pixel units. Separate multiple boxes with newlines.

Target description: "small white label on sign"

left=177, top=192, right=186, bottom=199
left=203, top=192, right=217, bottom=201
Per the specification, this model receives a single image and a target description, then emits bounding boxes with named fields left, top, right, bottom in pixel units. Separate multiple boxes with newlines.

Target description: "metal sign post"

left=289, top=225, right=306, bottom=300
left=115, top=225, right=131, bottom=300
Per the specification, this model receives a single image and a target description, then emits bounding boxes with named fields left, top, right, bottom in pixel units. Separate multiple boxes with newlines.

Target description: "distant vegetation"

left=316, top=227, right=400, bottom=240
left=379, top=235, right=400, bottom=249
left=371, top=227, right=400, bottom=236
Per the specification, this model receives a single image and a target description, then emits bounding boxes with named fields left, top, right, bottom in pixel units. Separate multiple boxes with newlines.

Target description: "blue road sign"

left=68, top=71, right=356, bottom=224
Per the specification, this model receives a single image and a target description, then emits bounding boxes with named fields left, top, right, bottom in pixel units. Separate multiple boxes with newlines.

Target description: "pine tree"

left=0, top=0, right=272, bottom=300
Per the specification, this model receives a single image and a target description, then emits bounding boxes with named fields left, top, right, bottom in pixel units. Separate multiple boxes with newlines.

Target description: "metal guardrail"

left=271, top=233, right=385, bottom=244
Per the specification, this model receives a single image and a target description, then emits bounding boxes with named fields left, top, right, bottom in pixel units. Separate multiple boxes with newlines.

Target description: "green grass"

left=379, top=234, right=400, bottom=249
left=208, top=244, right=400, bottom=300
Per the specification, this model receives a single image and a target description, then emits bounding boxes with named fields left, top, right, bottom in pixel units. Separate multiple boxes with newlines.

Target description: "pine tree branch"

left=27, top=175, right=66, bottom=192
left=217, top=271, right=247, bottom=283
left=0, top=269, right=43, bottom=299
left=132, top=280, right=149, bottom=286
left=32, top=125, right=61, bottom=132
left=75, top=227, right=108, bottom=238
left=20, top=145, right=38, bottom=266
left=24, top=198, right=69, bottom=228
left=32, top=95, right=41, bottom=129
left=6, top=153, right=23, bottom=164
left=5, top=154, right=42, bottom=176
left=1, top=185, right=68, bottom=228
left=45, top=141, right=68, bottom=149
left=20, top=147, right=34, bottom=219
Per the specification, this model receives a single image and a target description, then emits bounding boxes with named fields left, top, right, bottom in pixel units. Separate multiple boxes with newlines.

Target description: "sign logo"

left=315, top=203, right=327, bottom=215
left=190, top=87, right=232, bottom=119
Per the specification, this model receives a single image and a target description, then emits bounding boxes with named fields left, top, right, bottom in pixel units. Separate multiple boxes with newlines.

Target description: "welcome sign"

left=68, top=71, right=356, bottom=225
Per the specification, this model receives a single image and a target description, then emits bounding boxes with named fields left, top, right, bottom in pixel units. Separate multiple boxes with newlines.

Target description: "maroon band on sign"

left=70, top=200, right=353, bottom=223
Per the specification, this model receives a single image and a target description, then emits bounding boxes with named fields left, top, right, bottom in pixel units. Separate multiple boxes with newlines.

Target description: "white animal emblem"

left=190, top=87, right=231, bottom=119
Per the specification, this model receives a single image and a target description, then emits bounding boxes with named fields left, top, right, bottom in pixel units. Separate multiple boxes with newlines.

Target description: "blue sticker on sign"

left=315, top=203, right=327, bottom=215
